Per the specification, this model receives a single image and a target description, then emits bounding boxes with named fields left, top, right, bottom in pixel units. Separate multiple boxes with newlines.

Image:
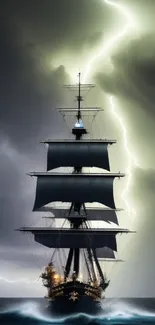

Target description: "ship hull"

left=48, top=295, right=102, bottom=316
left=46, top=280, right=103, bottom=316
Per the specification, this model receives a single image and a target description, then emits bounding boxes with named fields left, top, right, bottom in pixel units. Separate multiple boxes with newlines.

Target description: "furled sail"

left=44, top=140, right=116, bottom=171
left=35, top=206, right=119, bottom=224
left=30, top=173, right=125, bottom=211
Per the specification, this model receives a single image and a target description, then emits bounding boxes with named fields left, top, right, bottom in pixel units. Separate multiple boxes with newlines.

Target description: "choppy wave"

left=0, top=299, right=155, bottom=324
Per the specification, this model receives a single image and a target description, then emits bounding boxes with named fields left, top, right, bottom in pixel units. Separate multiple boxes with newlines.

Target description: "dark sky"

left=0, top=0, right=155, bottom=297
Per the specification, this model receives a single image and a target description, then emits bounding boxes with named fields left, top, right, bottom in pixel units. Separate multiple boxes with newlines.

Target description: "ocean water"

left=0, top=298, right=155, bottom=325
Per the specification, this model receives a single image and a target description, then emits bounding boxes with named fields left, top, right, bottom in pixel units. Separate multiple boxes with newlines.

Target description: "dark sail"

left=95, top=247, right=115, bottom=259
left=35, top=206, right=119, bottom=224
left=35, top=233, right=117, bottom=250
left=81, top=207, right=119, bottom=224
left=31, top=173, right=125, bottom=211
left=44, top=140, right=116, bottom=171
left=17, top=227, right=131, bottom=250
left=17, top=227, right=123, bottom=250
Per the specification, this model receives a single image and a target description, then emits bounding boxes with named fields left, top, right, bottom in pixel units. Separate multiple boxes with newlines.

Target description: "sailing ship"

left=17, top=73, right=132, bottom=315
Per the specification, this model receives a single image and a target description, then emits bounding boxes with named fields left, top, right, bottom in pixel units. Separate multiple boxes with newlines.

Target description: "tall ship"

left=17, top=73, right=132, bottom=315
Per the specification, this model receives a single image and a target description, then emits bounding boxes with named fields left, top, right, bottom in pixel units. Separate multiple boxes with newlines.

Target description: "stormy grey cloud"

left=0, top=0, right=155, bottom=297
left=96, top=33, right=155, bottom=169
left=108, top=168, right=155, bottom=297
left=96, top=34, right=155, bottom=111
left=0, top=0, right=113, bottom=254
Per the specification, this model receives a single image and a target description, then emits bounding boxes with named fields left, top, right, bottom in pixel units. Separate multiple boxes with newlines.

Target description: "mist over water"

left=0, top=298, right=155, bottom=325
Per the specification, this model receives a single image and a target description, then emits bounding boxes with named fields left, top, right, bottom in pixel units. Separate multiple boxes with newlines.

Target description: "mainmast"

left=77, top=72, right=81, bottom=121
left=67, top=72, right=85, bottom=280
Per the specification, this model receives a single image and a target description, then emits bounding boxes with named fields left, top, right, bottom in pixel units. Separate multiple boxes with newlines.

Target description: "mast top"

left=77, top=72, right=82, bottom=122
left=61, top=73, right=100, bottom=138
left=72, top=73, right=87, bottom=139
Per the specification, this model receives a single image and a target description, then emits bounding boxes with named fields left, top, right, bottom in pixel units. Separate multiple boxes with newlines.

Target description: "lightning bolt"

left=83, top=0, right=140, bottom=216
left=1, top=0, right=140, bottom=286
left=0, top=276, right=39, bottom=284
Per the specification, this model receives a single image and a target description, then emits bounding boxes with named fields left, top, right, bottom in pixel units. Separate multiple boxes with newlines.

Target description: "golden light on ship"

left=78, top=273, right=83, bottom=282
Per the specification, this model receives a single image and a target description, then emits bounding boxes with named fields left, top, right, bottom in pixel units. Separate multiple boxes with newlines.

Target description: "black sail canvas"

left=34, top=231, right=117, bottom=250
left=46, top=140, right=115, bottom=171
left=95, top=247, right=115, bottom=259
left=32, top=173, right=121, bottom=210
